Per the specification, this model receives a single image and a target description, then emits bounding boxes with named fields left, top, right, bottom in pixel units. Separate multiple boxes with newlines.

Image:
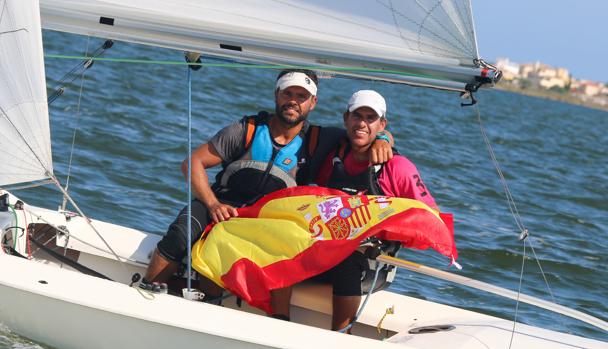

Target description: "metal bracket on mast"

left=460, top=87, right=478, bottom=107
left=185, top=52, right=202, bottom=71
left=518, top=229, right=529, bottom=241
left=460, top=58, right=503, bottom=107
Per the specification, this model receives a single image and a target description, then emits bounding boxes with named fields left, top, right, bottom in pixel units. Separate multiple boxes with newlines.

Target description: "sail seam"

left=413, top=0, right=472, bottom=57
left=384, top=0, right=417, bottom=52
left=436, top=0, right=475, bottom=54
left=453, top=0, right=475, bottom=53
left=0, top=104, right=50, bottom=169
left=268, top=0, right=410, bottom=40
left=0, top=132, right=47, bottom=169
left=0, top=107, right=53, bottom=183
left=0, top=0, right=6, bottom=25
left=377, top=0, right=468, bottom=59
left=0, top=128, right=49, bottom=171
left=3, top=2, right=53, bottom=182
left=10, top=3, right=45, bottom=165
left=243, top=0, right=466, bottom=60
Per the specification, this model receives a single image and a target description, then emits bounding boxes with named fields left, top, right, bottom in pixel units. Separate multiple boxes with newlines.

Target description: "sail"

left=0, top=0, right=53, bottom=187
left=39, top=0, right=496, bottom=91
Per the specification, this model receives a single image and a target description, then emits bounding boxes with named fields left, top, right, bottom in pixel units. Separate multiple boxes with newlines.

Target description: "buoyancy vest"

left=326, top=139, right=384, bottom=196
left=214, top=112, right=320, bottom=206
left=326, top=138, right=399, bottom=294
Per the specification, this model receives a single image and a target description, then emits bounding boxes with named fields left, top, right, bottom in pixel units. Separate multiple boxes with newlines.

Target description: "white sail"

left=0, top=0, right=53, bottom=187
left=39, top=0, right=496, bottom=91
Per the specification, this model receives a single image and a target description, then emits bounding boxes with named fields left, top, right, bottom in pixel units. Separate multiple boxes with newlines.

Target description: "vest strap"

left=244, top=116, right=257, bottom=150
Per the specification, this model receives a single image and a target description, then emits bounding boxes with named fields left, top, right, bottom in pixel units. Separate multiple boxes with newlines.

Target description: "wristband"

left=375, top=133, right=390, bottom=143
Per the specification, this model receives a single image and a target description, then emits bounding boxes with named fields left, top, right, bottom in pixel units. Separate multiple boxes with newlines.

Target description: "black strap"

left=30, top=235, right=113, bottom=281
left=246, top=148, right=280, bottom=206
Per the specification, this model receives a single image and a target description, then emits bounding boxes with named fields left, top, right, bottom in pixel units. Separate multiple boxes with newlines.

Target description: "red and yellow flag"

left=192, top=186, right=456, bottom=313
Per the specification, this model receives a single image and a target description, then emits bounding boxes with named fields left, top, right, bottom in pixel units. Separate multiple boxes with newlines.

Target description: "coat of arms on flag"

left=192, top=186, right=457, bottom=313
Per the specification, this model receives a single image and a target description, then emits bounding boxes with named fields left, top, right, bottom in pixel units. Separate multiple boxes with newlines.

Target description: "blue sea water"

left=2, top=31, right=607, bottom=347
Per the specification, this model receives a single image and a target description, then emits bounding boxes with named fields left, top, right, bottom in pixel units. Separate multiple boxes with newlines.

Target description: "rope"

left=186, top=66, right=193, bottom=292
left=338, top=260, right=383, bottom=333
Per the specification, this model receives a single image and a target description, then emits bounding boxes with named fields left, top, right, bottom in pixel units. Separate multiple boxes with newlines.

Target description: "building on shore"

left=496, top=59, right=570, bottom=90
left=522, top=61, right=570, bottom=89
left=495, top=58, right=520, bottom=81
left=571, top=79, right=606, bottom=97
left=494, top=58, right=608, bottom=110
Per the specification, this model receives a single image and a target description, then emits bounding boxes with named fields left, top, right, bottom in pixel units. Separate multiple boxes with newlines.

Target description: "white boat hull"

left=0, top=191, right=606, bottom=349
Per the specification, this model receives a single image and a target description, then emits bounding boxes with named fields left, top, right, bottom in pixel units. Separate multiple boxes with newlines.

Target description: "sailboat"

left=1, top=0, right=606, bottom=348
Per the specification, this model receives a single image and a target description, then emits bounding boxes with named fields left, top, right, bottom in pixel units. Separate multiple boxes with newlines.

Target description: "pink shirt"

left=316, top=152, right=438, bottom=210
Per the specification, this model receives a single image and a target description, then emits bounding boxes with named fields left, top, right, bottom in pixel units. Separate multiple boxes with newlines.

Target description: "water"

left=2, top=31, right=607, bottom=346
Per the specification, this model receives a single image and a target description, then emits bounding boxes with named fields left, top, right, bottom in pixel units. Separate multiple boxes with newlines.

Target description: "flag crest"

left=192, top=186, right=456, bottom=312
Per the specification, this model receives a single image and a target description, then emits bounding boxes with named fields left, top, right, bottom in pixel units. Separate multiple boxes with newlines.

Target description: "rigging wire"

left=47, top=40, right=113, bottom=105
left=1, top=101, right=132, bottom=275
left=508, top=240, right=527, bottom=349
left=473, top=104, right=569, bottom=336
left=23, top=206, right=142, bottom=266
left=474, top=106, right=526, bottom=234
left=61, top=36, right=91, bottom=211
left=528, top=240, right=568, bottom=332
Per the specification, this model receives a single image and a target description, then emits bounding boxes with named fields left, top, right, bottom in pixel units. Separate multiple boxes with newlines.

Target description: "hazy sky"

left=473, top=0, right=607, bottom=82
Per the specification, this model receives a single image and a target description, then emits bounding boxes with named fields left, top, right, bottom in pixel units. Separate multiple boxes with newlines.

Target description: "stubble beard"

left=275, top=104, right=308, bottom=128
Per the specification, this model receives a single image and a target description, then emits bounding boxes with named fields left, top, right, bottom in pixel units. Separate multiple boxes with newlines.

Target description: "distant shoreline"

left=495, top=84, right=608, bottom=113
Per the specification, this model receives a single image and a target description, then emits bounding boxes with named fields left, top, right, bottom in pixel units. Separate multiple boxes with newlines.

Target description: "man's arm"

left=315, top=127, right=394, bottom=166
left=181, top=142, right=238, bottom=223
left=369, top=130, right=394, bottom=164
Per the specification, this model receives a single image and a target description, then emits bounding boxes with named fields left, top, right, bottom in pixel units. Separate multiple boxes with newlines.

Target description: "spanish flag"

left=192, top=186, right=457, bottom=313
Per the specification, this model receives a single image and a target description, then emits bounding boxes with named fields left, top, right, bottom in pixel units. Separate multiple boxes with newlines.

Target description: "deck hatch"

left=408, top=325, right=455, bottom=334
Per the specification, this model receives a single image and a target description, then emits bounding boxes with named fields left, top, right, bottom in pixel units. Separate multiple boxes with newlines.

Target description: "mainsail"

left=39, top=0, right=496, bottom=91
left=0, top=0, right=495, bottom=185
left=0, top=0, right=53, bottom=187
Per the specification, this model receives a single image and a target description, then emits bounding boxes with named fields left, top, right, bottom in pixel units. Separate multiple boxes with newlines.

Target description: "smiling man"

left=140, top=71, right=394, bottom=320
left=142, top=70, right=322, bottom=296
left=314, top=89, right=439, bottom=332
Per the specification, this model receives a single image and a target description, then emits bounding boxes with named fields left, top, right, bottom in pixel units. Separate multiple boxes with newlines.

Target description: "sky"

left=473, top=0, right=608, bottom=83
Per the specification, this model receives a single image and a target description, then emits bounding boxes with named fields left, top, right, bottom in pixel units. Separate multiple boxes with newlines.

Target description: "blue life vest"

left=213, top=112, right=319, bottom=206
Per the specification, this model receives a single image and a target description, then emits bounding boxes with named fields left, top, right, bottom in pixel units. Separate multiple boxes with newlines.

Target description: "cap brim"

left=348, top=102, right=385, bottom=118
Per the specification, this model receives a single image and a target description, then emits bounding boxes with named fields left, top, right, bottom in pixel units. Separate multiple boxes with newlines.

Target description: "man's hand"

left=206, top=200, right=239, bottom=223
left=369, top=138, right=393, bottom=164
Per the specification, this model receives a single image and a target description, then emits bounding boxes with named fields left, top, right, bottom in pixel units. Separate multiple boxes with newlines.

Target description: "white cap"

left=348, top=90, right=386, bottom=119
left=276, top=72, right=317, bottom=96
